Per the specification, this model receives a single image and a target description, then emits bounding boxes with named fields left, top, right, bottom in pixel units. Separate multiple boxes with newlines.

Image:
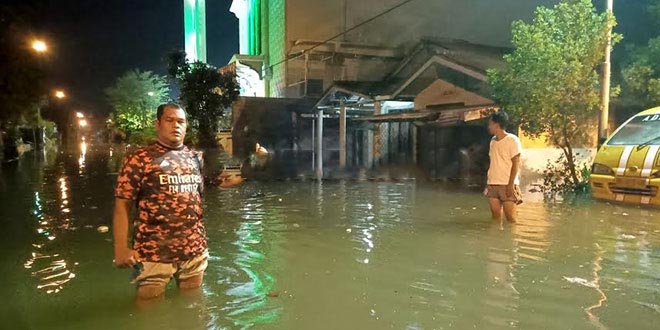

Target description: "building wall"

left=518, top=119, right=599, bottom=173
left=284, top=0, right=558, bottom=49
left=267, top=0, right=287, bottom=96
left=274, top=0, right=558, bottom=97
left=246, top=0, right=562, bottom=97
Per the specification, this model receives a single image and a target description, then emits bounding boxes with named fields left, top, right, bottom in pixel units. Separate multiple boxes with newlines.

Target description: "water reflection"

left=585, top=243, right=607, bottom=330
left=78, top=138, right=87, bottom=174
left=24, top=154, right=78, bottom=294
left=218, top=192, right=282, bottom=328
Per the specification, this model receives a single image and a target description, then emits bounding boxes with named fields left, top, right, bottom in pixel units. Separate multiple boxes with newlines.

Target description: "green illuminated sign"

left=184, top=0, right=207, bottom=62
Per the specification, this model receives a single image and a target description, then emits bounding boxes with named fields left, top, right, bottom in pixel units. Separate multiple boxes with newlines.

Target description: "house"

left=225, top=0, right=590, bottom=180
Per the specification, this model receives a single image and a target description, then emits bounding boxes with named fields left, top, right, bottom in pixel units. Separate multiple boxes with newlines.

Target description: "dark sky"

left=10, top=0, right=238, bottom=115
left=6, top=0, right=655, bottom=117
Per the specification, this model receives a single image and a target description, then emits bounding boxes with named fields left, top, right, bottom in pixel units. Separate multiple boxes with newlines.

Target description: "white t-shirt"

left=487, top=133, right=522, bottom=185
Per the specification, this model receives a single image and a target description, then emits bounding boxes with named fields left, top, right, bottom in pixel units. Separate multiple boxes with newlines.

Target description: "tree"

left=650, top=0, right=660, bottom=20
left=488, top=0, right=620, bottom=187
left=621, top=1, right=660, bottom=107
left=0, top=5, right=47, bottom=129
left=105, top=69, right=169, bottom=134
left=167, top=50, right=239, bottom=147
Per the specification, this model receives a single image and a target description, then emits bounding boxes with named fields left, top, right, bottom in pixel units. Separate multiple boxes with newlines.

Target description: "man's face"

left=487, top=119, right=501, bottom=135
left=156, top=107, right=187, bottom=146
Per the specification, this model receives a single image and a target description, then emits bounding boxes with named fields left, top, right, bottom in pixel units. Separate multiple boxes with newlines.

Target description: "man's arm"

left=113, top=198, right=140, bottom=267
left=507, top=154, right=521, bottom=196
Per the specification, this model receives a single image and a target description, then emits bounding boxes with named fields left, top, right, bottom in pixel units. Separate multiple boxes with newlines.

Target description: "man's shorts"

left=485, top=185, right=523, bottom=205
left=132, top=251, right=209, bottom=287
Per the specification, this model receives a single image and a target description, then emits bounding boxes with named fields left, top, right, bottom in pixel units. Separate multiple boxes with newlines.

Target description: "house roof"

left=315, top=39, right=506, bottom=109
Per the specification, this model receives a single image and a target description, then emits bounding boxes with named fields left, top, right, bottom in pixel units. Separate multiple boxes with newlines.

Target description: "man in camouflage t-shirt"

left=113, top=103, right=207, bottom=301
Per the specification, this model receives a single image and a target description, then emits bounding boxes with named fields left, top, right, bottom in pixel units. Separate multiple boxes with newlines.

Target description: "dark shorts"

left=485, top=185, right=523, bottom=205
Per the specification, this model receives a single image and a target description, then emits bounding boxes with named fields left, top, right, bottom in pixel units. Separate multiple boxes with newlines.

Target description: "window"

left=607, top=114, right=660, bottom=146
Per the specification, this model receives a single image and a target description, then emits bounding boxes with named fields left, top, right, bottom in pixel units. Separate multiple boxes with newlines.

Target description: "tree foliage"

left=650, top=0, right=660, bottom=21
left=488, top=0, right=620, bottom=187
left=621, top=1, right=660, bottom=107
left=0, top=5, right=47, bottom=127
left=105, top=70, right=169, bottom=134
left=167, top=50, right=239, bottom=147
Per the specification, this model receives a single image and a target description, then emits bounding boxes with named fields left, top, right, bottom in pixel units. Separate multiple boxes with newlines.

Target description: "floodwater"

left=1, top=143, right=660, bottom=330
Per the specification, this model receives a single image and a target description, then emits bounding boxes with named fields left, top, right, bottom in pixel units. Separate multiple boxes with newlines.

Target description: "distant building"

left=229, top=0, right=558, bottom=98
left=226, top=0, right=585, bottom=180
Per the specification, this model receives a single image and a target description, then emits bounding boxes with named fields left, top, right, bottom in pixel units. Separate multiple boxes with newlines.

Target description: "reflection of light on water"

left=512, top=207, right=552, bottom=262
left=220, top=195, right=281, bottom=327
left=58, top=177, right=71, bottom=226
left=585, top=243, right=607, bottom=330
left=78, top=139, right=87, bottom=174
left=25, top=175, right=77, bottom=294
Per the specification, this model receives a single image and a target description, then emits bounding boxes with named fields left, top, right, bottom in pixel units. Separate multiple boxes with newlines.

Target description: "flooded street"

left=2, top=144, right=660, bottom=330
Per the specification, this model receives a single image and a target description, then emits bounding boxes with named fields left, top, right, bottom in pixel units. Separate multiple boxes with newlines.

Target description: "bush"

left=184, top=128, right=199, bottom=147
left=128, top=126, right=157, bottom=146
left=540, top=153, right=591, bottom=198
left=125, top=126, right=201, bottom=147
left=42, top=120, right=57, bottom=139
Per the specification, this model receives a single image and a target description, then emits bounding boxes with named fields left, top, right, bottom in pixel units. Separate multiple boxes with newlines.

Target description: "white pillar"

left=339, top=101, right=347, bottom=169
left=316, top=109, right=324, bottom=180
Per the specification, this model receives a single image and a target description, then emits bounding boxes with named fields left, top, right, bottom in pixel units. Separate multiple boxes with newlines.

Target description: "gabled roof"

left=315, top=39, right=506, bottom=109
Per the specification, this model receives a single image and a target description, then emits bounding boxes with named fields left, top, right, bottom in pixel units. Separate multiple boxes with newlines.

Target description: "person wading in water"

left=484, top=111, right=523, bottom=224
left=113, top=103, right=208, bottom=303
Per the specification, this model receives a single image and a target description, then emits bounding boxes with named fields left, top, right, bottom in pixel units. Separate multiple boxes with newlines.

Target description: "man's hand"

left=114, top=245, right=141, bottom=268
left=506, top=184, right=515, bottom=198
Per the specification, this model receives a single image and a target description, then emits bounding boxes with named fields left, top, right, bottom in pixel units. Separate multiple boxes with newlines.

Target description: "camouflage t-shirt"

left=115, top=142, right=207, bottom=263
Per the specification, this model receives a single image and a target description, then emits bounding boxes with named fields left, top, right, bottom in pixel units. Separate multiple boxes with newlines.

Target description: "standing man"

left=485, top=112, right=523, bottom=223
left=113, top=103, right=207, bottom=301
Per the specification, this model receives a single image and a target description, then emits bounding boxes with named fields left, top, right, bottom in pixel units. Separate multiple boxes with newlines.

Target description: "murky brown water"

left=1, top=143, right=659, bottom=330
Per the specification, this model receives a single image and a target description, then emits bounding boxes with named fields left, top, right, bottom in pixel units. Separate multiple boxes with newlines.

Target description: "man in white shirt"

left=485, top=112, right=523, bottom=223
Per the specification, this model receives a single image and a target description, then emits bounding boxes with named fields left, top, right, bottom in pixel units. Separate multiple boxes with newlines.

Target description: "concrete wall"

left=285, top=0, right=558, bottom=49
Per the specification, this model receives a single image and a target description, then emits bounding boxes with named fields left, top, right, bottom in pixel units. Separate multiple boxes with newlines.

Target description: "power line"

left=267, top=0, right=419, bottom=70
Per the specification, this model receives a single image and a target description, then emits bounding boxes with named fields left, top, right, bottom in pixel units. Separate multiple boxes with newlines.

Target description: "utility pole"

left=599, top=0, right=614, bottom=147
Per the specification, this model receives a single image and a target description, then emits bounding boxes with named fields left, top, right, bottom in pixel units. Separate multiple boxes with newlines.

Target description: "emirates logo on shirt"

left=159, top=173, right=202, bottom=193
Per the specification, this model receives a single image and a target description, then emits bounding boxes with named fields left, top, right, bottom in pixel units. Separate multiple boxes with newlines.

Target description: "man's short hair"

left=156, top=103, right=185, bottom=121
left=490, top=111, right=509, bottom=129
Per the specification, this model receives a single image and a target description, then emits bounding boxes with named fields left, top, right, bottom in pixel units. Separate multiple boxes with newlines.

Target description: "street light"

left=54, top=90, right=66, bottom=99
left=78, top=119, right=88, bottom=127
left=32, top=40, right=48, bottom=53
left=142, top=91, right=156, bottom=126
left=76, top=112, right=84, bottom=119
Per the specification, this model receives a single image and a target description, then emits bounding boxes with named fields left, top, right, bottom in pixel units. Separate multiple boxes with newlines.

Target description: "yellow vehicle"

left=591, top=106, right=660, bottom=205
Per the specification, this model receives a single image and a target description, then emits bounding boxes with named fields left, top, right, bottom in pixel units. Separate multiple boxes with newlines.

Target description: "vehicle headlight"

left=592, top=163, right=614, bottom=175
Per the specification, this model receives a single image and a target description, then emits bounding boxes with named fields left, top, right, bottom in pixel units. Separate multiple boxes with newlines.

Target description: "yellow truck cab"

left=591, top=106, right=660, bottom=205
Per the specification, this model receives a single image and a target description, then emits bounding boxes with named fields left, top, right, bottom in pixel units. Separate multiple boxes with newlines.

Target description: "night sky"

left=5, top=0, right=655, bottom=117
left=8, top=0, right=238, bottom=115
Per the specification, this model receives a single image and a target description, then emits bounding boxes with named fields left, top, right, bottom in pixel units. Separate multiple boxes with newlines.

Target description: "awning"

left=352, top=104, right=498, bottom=124
left=352, top=111, right=439, bottom=123
left=432, top=105, right=498, bottom=126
